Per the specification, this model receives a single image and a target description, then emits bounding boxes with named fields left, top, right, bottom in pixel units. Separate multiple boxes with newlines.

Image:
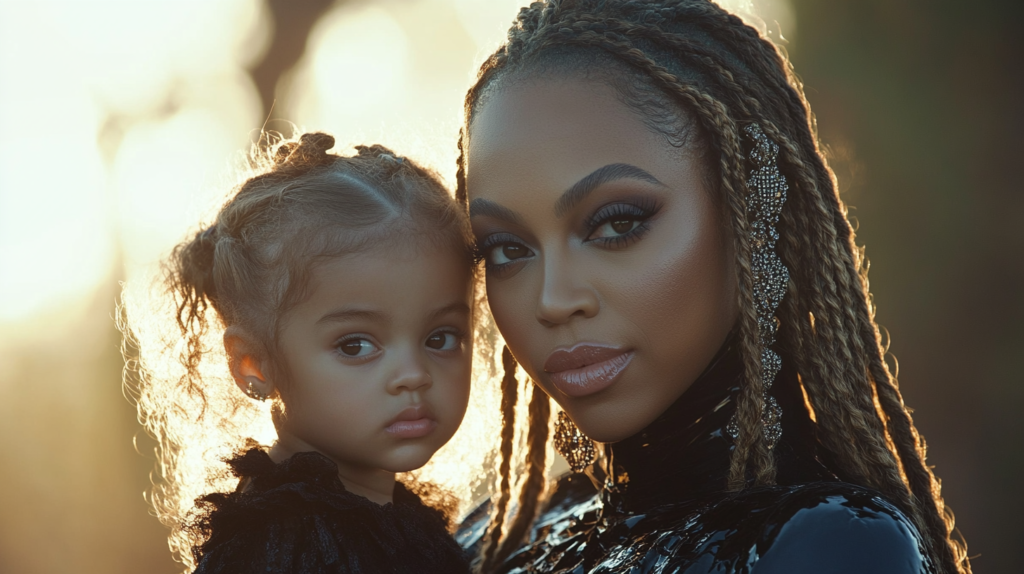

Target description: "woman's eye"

left=485, top=242, right=532, bottom=266
left=425, top=331, right=460, bottom=351
left=590, top=217, right=642, bottom=239
left=338, top=338, right=377, bottom=357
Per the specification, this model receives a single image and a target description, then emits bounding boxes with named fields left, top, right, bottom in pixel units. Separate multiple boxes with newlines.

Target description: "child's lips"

left=385, top=405, right=437, bottom=438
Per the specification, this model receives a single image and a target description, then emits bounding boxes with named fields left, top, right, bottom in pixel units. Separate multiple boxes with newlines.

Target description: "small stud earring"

left=554, top=411, right=596, bottom=473
left=245, top=381, right=268, bottom=402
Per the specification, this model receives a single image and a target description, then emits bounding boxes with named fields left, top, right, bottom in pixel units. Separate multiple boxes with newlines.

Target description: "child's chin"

left=382, top=448, right=436, bottom=473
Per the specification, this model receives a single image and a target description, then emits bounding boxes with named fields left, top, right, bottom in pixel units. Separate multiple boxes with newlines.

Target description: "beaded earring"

left=726, top=123, right=789, bottom=450
left=245, top=381, right=268, bottom=402
left=553, top=411, right=596, bottom=473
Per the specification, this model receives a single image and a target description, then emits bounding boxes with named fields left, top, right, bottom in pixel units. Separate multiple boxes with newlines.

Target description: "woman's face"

left=467, top=76, right=738, bottom=442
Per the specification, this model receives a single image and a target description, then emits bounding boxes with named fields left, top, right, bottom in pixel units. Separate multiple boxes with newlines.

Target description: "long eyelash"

left=477, top=232, right=522, bottom=253
left=583, top=197, right=661, bottom=229
left=593, top=220, right=653, bottom=249
left=432, top=327, right=465, bottom=339
left=476, top=232, right=530, bottom=273
left=584, top=198, right=662, bottom=249
left=334, top=335, right=364, bottom=350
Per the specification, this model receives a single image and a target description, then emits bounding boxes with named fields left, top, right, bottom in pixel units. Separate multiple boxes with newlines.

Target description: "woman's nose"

left=536, top=254, right=599, bottom=326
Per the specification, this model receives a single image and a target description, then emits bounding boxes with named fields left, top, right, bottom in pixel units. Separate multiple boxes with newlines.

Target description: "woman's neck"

left=269, top=436, right=396, bottom=505
left=603, top=337, right=837, bottom=513
left=602, top=338, right=741, bottom=512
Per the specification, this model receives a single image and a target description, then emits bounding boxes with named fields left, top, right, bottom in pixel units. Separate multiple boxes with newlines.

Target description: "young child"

left=131, top=132, right=474, bottom=573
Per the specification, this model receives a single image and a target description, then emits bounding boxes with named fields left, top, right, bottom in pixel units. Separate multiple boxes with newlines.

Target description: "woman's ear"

left=224, top=326, right=273, bottom=401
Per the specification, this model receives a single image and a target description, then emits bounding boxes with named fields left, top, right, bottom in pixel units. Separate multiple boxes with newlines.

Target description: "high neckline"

left=603, top=335, right=838, bottom=514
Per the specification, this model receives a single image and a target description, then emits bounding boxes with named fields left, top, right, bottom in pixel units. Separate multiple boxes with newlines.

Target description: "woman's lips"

left=544, top=344, right=634, bottom=397
left=385, top=405, right=437, bottom=439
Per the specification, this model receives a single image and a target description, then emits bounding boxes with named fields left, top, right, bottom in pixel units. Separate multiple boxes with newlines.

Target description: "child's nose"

left=386, top=354, right=433, bottom=395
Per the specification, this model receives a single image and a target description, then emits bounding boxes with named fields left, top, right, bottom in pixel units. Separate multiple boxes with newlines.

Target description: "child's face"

left=273, top=240, right=473, bottom=474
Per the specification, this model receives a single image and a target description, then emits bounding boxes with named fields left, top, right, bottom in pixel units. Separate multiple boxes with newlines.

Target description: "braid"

left=460, top=1, right=969, bottom=571
left=495, top=384, right=550, bottom=565
left=455, top=130, right=467, bottom=206
left=861, top=300, right=969, bottom=567
left=477, top=346, right=520, bottom=573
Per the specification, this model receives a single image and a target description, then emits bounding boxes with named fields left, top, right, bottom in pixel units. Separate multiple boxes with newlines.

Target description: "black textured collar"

left=603, top=335, right=837, bottom=514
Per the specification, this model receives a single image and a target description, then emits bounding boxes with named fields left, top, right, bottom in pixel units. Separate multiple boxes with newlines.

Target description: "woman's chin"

left=573, top=415, right=650, bottom=444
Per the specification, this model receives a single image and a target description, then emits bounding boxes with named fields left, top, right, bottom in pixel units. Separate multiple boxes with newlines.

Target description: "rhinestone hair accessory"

left=554, top=410, right=596, bottom=473
left=726, top=123, right=789, bottom=450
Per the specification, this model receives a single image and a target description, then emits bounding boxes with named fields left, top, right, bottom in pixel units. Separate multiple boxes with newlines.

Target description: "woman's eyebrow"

left=469, top=198, right=525, bottom=224
left=554, top=163, right=664, bottom=218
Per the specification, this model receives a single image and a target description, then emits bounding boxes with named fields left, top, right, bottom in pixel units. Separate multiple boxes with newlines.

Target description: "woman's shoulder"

left=455, top=472, right=600, bottom=557
left=702, top=481, right=935, bottom=574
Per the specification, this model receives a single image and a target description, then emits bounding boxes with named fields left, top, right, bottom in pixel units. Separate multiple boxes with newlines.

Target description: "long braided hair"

left=454, top=1, right=969, bottom=572
left=121, top=132, right=474, bottom=570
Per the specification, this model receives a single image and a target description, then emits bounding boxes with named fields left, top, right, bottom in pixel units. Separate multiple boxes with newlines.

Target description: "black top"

left=190, top=446, right=470, bottom=574
left=458, top=339, right=934, bottom=573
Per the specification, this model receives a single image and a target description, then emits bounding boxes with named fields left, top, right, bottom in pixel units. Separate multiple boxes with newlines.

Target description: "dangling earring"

left=727, top=123, right=788, bottom=450
left=554, top=411, right=596, bottom=473
left=245, top=380, right=268, bottom=402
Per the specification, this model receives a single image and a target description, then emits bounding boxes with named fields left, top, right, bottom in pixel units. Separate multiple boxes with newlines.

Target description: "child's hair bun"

left=274, top=132, right=336, bottom=168
left=355, top=144, right=408, bottom=174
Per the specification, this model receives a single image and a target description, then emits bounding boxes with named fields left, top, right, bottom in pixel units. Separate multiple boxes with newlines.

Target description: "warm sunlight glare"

left=285, top=0, right=536, bottom=187
left=0, top=3, right=111, bottom=321
left=0, top=0, right=264, bottom=326
left=0, top=0, right=794, bottom=517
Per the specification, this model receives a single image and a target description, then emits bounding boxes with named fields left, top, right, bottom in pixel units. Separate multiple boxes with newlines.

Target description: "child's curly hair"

left=121, top=132, right=475, bottom=570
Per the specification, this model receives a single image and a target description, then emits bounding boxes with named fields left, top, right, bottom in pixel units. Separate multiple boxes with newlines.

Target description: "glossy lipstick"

left=385, top=405, right=437, bottom=439
left=543, top=344, right=634, bottom=398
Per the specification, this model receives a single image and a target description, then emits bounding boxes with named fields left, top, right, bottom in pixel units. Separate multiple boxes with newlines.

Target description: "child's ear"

left=224, top=326, right=273, bottom=401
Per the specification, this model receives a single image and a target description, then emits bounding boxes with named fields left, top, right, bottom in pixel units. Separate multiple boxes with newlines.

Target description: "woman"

left=455, top=1, right=970, bottom=573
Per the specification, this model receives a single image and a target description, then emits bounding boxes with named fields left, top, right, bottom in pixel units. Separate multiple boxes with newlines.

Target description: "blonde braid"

left=476, top=346, right=520, bottom=573
left=496, top=385, right=551, bottom=565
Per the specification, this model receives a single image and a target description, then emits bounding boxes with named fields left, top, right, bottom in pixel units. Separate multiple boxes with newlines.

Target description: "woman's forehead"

left=465, top=77, right=692, bottom=202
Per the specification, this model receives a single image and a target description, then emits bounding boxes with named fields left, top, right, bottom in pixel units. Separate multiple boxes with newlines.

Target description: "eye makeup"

left=583, top=196, right=663, bottom=249
left=475, top=232, right=535, bottom=274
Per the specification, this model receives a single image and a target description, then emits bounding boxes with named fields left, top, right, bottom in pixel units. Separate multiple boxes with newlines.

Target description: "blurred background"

left=0, top=0, right=1019, bottom=572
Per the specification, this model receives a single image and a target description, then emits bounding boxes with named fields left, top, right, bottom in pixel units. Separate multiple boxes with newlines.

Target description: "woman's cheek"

left=486, top=279, right=538, bottom=376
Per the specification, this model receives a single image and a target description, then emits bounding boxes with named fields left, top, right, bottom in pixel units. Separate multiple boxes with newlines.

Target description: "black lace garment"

left=458, top=339, right=935, bottom=573
left=191, top=447, right=470, bottom=574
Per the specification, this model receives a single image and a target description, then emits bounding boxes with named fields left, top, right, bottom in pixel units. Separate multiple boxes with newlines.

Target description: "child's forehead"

left=296, top=237, right=474, bottom=318
left=323, top=230, right=470, bottom=266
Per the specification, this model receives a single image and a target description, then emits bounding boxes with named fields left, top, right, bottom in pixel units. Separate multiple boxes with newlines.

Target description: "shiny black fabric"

left=190, top=447, right=470, bottom=574
left=458, top=340, right=934, bottom=573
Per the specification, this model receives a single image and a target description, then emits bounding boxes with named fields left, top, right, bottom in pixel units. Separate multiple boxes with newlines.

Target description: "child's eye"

left=425, top=330, right=461, bottom=351
left=337, top=338, right=378, bottom=357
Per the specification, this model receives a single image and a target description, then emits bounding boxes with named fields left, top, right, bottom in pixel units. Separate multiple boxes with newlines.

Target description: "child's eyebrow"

left=428, top=302, right=471, bottom=323
left=316, top=308, right=390, bottom=325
